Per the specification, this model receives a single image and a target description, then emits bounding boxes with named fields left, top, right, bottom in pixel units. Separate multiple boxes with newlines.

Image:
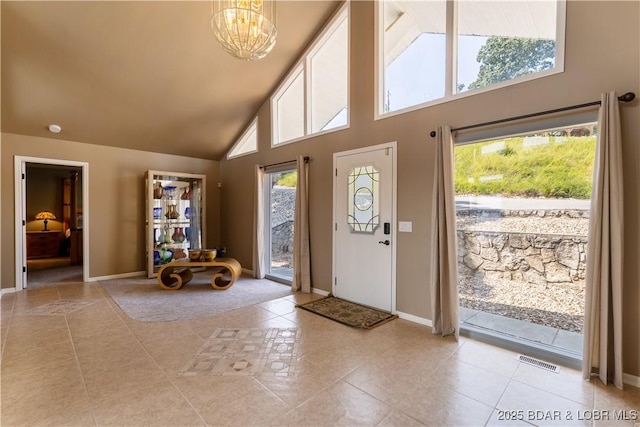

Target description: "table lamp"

left=35, top=211, right=56, bottom=231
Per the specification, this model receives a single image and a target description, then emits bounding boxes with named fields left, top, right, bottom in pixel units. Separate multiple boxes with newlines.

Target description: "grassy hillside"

left=454, top=135, right=596, bottom=199
left=277, top=171, right=297, bottom=187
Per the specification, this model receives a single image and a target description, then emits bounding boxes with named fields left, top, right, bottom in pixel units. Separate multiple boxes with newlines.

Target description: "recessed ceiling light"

left=48, top=124, right=62, bottom=133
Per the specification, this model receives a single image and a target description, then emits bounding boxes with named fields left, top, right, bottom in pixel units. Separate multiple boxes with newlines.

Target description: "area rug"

left=100, top=273, right=292, bottom=322
left=297, top=296, right=397, bottom=329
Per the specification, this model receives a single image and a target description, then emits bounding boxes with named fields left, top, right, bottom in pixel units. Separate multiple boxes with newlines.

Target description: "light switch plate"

left=398, top=221, right=412, bottom=232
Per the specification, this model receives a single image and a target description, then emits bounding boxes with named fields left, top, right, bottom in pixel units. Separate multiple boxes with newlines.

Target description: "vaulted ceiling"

left=1, top=1, right=342, bottom=160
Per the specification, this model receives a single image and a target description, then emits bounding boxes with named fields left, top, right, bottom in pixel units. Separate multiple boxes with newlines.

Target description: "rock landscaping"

left=457, top=209, right=589, bottom=333
left=270, top=186, right=295, bottom=269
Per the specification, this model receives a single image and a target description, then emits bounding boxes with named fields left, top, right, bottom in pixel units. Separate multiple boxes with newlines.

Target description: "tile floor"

left=1, top=279, right=639, bottom=426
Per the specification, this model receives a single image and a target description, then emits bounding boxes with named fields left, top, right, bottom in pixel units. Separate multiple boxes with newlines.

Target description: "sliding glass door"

left=266, top=169, right=297, bottom=282
left=454, top=123, right=596, bottom=359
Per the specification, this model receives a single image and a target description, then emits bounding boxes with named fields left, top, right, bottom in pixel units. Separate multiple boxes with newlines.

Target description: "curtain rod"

left=429, top=92, right=636, bottom=137
left=259, top=156, right=309, bottom=169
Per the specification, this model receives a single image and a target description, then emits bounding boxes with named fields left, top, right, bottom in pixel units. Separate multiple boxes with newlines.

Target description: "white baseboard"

left=89, top=271, right=146, bottom=282
left=312, top=288, right=330, bottom=297
left=623, top=373, right=640, bottom=388
left=1, top=287, right=18, bottom=297
left=396, top=311, right=432, bottom=327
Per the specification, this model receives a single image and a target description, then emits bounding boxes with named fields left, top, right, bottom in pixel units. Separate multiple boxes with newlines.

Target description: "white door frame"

left=14, top=156, right=90, bottom=290
left=332, top=141, right=397, bottom=313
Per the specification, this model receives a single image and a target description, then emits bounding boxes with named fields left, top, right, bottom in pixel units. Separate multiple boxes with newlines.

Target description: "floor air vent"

left=516, top=354, right=560, bottom=373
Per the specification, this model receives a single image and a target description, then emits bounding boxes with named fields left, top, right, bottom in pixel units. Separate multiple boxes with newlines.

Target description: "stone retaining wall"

left=272, top=220, right=294, bottom=262
left=457, top=230, right=588, bottom=285
left=270, top=186, right=295, bottom=265
left=456, top=208, right=589, bottom=219
left=271, top=186, right=295, bottom=227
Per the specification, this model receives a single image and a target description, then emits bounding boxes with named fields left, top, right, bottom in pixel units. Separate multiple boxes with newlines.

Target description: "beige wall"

left=220, top=1, right=640, bottom=377
left=1, top=133, right=220, bottom=283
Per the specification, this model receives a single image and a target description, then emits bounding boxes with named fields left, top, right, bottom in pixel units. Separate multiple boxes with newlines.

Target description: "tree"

left=468, top=37, right=556, bottom=90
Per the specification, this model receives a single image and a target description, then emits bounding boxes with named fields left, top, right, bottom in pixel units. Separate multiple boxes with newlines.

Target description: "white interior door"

left=333, top=143, right=396, bottom=312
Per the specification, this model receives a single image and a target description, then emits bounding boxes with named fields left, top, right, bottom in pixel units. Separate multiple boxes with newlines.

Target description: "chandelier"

left=211, top=0, right=277, bottom=61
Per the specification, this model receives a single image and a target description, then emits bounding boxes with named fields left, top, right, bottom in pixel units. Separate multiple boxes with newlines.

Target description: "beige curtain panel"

left=252, top=165, right=267, bottom=279
left=431, top=126, right=460, bottom=339
left=292, top=156, right=311, bottom=293
left=582, top=91, right=625, bottom=389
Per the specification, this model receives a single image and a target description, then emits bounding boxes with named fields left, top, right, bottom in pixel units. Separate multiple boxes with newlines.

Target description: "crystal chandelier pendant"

left=211, top=0, right=277, bottom=61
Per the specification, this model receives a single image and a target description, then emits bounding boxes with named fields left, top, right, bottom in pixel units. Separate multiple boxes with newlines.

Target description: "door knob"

left=378, top=240, right=390, bottom=246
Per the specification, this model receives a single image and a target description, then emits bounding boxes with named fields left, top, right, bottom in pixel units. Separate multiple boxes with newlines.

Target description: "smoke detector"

left=48, top=124, right=62, bottom=133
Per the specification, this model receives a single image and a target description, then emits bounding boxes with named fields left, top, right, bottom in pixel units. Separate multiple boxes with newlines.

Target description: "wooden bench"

left=156, top=257, right=242, bottom=290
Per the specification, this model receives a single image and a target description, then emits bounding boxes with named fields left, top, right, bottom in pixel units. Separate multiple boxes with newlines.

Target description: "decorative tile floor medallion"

left=180, top=328, right=300, bottom=377
left=28, top=300, right=96, bottom=316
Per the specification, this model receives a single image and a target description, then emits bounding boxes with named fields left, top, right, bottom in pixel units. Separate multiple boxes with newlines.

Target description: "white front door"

left=333, top=143, right=396, bottom=312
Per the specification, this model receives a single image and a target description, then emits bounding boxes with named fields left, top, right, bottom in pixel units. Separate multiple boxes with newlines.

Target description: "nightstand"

left=26, top=231, right=62, bottom=259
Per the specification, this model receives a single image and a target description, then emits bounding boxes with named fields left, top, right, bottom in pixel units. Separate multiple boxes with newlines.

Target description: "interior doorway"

left=14, top=156, right=89, bottom=290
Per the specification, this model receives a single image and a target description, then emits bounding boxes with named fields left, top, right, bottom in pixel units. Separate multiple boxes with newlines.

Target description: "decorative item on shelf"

left=184, top=207, right=191, bottom=219
left=165, top=204, right=180, bottom=219
left=202, top=249, right=217, bottom=261
left=153, top=207, right=162, bottom=219
left=35, top=211, right=56, bottom=231
left=181, top=187, right=191, bottom=200
left=153, top=182, right=163, bottom=199
left=163, top=185, right=178, bottom=200
left=172, top=227, right=186, bottom=243
left=188, top=249, right=202, bottom=261
left=153, top=250, right=161, bottom=265
left=185, top=227, right=190, bottom=242
left=153, top=228, right=159, bottom=244
left=161, top=225, right=172, bottom=243
left=173, top=248, right=186, bottom=260
left=158, top=248, right=173, bottom=264
left=215, top=246, right=227, bottom=258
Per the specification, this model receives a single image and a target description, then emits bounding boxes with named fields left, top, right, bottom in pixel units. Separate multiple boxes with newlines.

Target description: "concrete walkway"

left=460, top=307, right=583, bottom=355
